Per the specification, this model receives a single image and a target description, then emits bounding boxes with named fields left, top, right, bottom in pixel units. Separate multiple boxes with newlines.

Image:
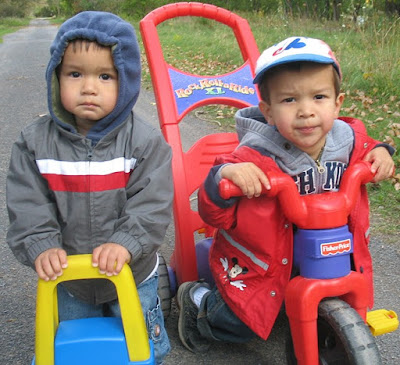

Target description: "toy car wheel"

left=286, top=298, right=382, bottom=365
left=157, top=254, right=172, bottom=319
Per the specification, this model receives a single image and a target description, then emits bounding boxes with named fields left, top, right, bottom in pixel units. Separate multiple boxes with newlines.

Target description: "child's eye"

left=100, top=74, right=111, bottom=81
left=283, top=97, right=295, bottom=103
left=315, top=94, right=326, bottom=100
left=70, top=72, right=80, bottom=78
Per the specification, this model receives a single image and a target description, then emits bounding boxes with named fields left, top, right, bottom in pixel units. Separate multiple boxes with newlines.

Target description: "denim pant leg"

left=135, top=273, right=171, bottom=365
left=57, top=283, right=104, bottom=321
left=197, top=286, right=256, bottom=343
left=108, top=273, right=171, bottom=365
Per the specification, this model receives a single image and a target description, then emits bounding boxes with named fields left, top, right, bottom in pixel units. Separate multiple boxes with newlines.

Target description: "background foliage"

left=1, top=0, right=400, bottom=19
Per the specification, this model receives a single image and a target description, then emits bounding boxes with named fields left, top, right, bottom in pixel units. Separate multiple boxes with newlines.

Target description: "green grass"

left=0, top=17, right=30, bottom=43
left=136, top=12, right=399, bottom=241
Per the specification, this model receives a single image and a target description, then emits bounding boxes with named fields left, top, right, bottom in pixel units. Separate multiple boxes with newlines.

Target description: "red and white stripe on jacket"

left=36, top=157, right=136, bottom=192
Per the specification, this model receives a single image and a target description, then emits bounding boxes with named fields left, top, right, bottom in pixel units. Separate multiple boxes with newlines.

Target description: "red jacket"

left=198, top=117, right=380, bottom=339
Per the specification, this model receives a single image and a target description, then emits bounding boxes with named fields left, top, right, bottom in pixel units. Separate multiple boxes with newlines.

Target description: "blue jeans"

left=197, top=286, right=256, bottom=343
left=57, top=273, right=170, bottom=364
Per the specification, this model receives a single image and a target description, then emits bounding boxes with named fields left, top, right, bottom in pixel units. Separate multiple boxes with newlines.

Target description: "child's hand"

left=92, top=243, right=131, bottom=276
left=34, top=248, right=68, bottom=281
left=221, top=162, right=270, bottom=198
left=364, top=147, right=395, bottom=183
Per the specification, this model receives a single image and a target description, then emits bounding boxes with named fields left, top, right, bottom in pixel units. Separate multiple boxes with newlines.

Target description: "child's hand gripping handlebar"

left=219, top=161, right=374, bottom=229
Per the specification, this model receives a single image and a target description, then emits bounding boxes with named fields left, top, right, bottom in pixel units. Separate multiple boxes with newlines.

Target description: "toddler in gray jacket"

left=6, top=11, right=172, bottom=364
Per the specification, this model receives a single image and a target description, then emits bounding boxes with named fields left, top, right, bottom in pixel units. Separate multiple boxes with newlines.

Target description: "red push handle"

left=140, top=2, right=260, bottom=126
left=219, top=161, right=374, bottom=229
left=141, top=2, right=249, bottom=28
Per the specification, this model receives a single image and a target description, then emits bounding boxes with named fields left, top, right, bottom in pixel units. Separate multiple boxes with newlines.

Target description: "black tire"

left=286, top=298, right=382, bottom=365
left=157, top=254, right=172, bottom=319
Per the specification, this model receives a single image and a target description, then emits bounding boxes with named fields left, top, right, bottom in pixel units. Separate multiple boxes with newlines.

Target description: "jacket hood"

left=46, top=11, right=141, bottom=144
left=235, top=106, right=354, bottom=179
left=235, top=106, right=294, bottom=161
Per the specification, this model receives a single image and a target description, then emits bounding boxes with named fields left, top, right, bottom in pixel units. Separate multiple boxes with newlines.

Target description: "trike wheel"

left=157, top=254, right=171, bottom=319
left=286, top=298, right=382, bottom=365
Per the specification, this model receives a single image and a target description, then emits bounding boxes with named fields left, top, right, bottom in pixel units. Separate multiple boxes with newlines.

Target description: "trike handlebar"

left=219, top=161, right=374, bottom=229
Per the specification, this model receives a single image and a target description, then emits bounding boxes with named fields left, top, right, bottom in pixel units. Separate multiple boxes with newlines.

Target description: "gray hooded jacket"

left=235, top=106, right=354, bottom=194
left=6, top=12, right=173, bottom=304
left=235, top=106, right=394, bottom=195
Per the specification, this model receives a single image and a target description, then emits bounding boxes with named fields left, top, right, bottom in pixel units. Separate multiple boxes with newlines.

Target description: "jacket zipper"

left=85, top=140, right=93, bottom=240
left=314, top=143, right=325, bottom=174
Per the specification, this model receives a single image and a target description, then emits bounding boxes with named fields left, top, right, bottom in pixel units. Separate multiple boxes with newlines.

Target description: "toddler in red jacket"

left=176, top=36, right=395, bottom=352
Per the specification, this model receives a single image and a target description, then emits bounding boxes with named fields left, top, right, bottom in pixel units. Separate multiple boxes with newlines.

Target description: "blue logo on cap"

left=286, top=38, right=306, bottom=50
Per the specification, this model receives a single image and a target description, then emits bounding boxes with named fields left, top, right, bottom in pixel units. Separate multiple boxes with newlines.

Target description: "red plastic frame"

left=219, top=161, right=373, bottom=364
left=140, top=2, right=260, bottom=284
left=219, top=160, right=374, bottom=229
left=285, top=272, right=369, bottom=365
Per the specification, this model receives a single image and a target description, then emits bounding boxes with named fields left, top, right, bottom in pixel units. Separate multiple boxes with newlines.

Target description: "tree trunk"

left=333, top=0, right=341, bottom=21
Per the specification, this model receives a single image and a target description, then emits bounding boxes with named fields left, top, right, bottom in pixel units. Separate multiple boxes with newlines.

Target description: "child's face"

left=259, top=64, right=344, bottom=159
left=59, top=42, right=119, bottom=130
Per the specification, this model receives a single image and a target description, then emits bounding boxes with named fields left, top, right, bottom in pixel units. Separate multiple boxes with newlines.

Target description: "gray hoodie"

left=235, top=106, right=355, bottom=194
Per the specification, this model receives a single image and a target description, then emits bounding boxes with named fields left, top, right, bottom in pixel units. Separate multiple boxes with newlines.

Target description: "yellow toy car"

left=31, top=254, right=155, bottom=365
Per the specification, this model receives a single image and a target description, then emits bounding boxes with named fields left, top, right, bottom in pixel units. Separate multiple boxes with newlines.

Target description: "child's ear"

left=335, top=93, right=345, bottom=116
left=259, top=100, right=274, bottom=125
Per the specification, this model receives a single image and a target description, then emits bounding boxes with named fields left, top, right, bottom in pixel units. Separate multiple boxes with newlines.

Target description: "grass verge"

left=0, top=17, right=30, bottom=43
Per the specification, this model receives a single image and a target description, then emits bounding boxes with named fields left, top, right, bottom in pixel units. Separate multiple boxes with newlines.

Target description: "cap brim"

left=253, top=54, right=337, bottom=84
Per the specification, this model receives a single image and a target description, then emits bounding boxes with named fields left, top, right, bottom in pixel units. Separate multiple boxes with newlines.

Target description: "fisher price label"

left=320, top=239, right=352, bottom=256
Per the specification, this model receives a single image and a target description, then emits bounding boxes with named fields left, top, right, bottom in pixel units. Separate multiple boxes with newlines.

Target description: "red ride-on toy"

left=220, top=161, right=398, bottom=364
left=140, top=2, right=398, bottom=364
left=140, top=2, right=260, bottom=293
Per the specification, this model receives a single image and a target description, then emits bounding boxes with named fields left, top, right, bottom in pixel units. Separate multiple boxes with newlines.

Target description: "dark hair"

left=258, top=62, right=341, bottom=103
left=68, top=38, right=110, bottom=52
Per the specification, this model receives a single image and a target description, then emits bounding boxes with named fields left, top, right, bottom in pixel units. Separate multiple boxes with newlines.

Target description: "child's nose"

left=298, top=100, right=315, bottom=118
left=81, top=77, right=97, bottom=94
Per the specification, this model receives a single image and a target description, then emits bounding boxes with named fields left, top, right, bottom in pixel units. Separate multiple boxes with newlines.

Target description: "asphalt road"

left=0, top=19, right=398, bottom=365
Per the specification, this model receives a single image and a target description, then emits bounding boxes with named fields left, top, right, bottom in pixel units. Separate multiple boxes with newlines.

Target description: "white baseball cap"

left=253, top=36, right=341, bottom=84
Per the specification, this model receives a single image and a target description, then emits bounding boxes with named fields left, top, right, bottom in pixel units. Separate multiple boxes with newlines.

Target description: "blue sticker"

left=169, top=65, right=259, bottom=117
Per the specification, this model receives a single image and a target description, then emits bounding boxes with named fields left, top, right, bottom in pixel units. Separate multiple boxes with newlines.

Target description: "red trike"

left=140, top=2, right=398, bottom=364
left=219, top=160, right=398, bottom=364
